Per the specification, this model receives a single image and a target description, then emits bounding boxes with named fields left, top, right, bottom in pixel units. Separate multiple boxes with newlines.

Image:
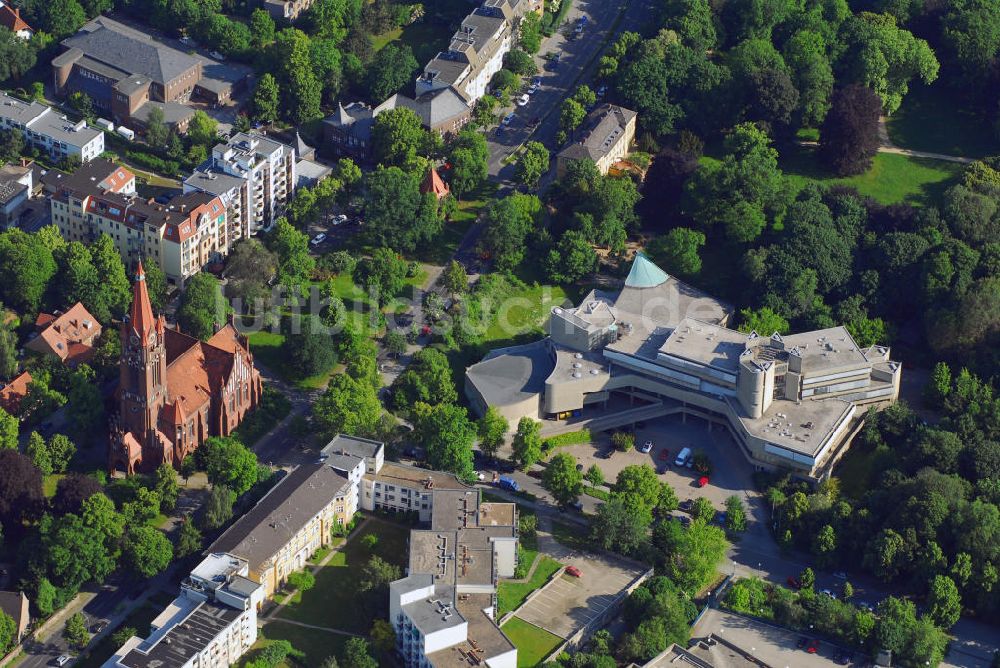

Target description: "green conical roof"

left=624, top=252, right=670, bottom=288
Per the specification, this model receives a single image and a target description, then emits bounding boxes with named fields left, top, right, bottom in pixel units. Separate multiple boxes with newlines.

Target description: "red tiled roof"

left=420, top=167, right=450, bottom=200
left=29, top=302, right=101, bottom=364
left=0, top=371, right=32, bottom=415
left=0, top=5, right=31, bottom=34
left=129, top=262, right=156, bottom=346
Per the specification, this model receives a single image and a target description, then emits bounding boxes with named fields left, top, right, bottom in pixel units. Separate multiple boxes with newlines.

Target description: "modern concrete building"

left=466, top=253, right=901, bottom=481
left=48, top=165, right=230, bottom=286
left=184, top=132, right=296, bottom=237
left=208, top=435, right=382, bottom=598
left=557, top=104, right=637, bottom=178
left=0, top=160, right=32, bottom=227
left=391, top=489, right=519, bottom=668
left=0, top=91, right=105, bottom=164
left=102, top=553, right=264, bottom=668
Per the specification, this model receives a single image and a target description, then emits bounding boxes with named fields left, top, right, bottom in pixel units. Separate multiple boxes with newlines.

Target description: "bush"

left=124, top=149, right=180, bottom=176
left=518, top=513, right=538, bottom=538
left=611, top=431, right=635, bottom=451
left=287, top=570, right=316, bottom=592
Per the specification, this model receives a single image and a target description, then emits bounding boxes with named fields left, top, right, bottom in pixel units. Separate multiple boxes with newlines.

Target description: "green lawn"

left=778, top=146, right=964, bottom=206
left=276, top=521, right=409, bottom=633
left=251, top=621, right=349, bottom=668
left=497, top=556, right=562, bottom=616
left=500, top=617, right=564, bottom=667
left=887, top=81, right=1000, bottom=159
left=371, top=2, right=472, bottom=63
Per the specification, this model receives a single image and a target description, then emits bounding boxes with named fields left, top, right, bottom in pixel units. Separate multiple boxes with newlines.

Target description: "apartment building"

left=49, top=164, right=229, bottom=286
left=102, top=553, right=264, bottom=668
left=557, top=104, right=637, bottom=177
left=391, top=490, right=519, bottom=668
left=0, top=91, right=104, bottom=163
left=418, top=11, right=511, bottom=103
left=361, top=461, right=469, bottom=522
left=184, top=133, right=296, bottom=237
left=466, top=253, right=901, bottom=481
left=208, top=435, right=382, bottom=598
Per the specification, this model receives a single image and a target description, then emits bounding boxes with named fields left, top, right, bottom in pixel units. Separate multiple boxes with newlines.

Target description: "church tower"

left=119, top=262, right=169, bottom=450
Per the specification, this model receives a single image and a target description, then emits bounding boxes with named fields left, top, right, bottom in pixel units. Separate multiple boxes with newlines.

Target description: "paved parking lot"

left=515, top=532, right=647, bottom=639
left=554, top=414, right=758, bottom=510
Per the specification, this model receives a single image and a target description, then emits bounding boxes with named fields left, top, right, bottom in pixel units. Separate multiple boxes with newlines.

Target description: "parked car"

left=532, top=75, right=543, bottom=86
left=796, top=637, right=808, bottom=649
left=565, top=565, right=582, bottom=577
left=310, top=233, right=327, bottom=247
left=675, top=447, right=692, bottom=467
left=54, top=656, right=72, bottom=667
left=820, top=589, right=837, bottom=599
left=517, top=94, right=530, bottom=106
left=698, top=476, right=710, bottom=487
left=91, top=620, right=109, bottom=634
left=658, top=449, right=670, bottom=461
left=596, top=85, right=607, bottom=98
left=571, top=500, right=584, bottom=512
left=806, top=639, right=819, bottom=654
left=527, top=83, right=539, bottom=94
left=679, top=499, right=694, bottom=513
left=837, top=651, right=852, bottom=665
left=502, top=112, right=515, bottom=126
left=209, top=50, right=225, bottom=60
left=498, top=475, right=520, bottom=492
left=331, top=214, right=348, bottom=225
left=640, top=440, right=653, bottom=453
left=599, top=449, right=614, bottom=459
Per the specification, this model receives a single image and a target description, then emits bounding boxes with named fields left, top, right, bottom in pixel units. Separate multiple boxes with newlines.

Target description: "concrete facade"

left=466, top=253, right=901, bottom=481
left=0, top=92, right=104, bottom=164
left=102, top=554, right=264, bottom=668
left=391, top=490, right=519, bottom=668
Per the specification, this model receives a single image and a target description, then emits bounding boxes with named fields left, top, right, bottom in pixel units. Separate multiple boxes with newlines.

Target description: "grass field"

left=500, top=617, right=564, bottom=667
left=277, top=520, right=409, bottom=633
left=497, top=556, right=562, bottom=616
left=371, top=2, right=471, bottom=64
left=887, top=81, right=999, bottom=159
left=779, top=147, right=964, bottom=206
left=251, top=622, right=349, bottom=667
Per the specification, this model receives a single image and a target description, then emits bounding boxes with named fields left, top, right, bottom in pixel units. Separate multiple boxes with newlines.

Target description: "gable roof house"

left=26, top=302, right=102, bottom=366
left=557, top=104, right=637, bottom=177
left=0, top=2, right=32, bottom=39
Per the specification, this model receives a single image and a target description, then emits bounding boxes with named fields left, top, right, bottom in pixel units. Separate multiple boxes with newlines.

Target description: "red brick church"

left=109, top=263, right=262, bottom=475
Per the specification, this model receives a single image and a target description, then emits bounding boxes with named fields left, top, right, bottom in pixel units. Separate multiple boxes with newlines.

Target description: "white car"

left=309, top=233, right=327, bottom=247
left=502, top=112, right=515, bottom=126
left=517, top=94, right=530, bottom=107
left=331, top=214, right=348, bottom=226
left=527, top=83, right=540, bottom=94
left=820, top=589, right=837, bottom=599
left=179, top=36, right=193, bottom=46
left=209, top=50, right=225, bottom=60
left=597, top=85, right=607, bottom=98
left=55, top=656, right=72, bottom=667
left=640, top=440, right=653, bottom=453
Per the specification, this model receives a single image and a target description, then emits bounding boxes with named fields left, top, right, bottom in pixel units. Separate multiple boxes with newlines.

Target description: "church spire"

left=130, top=261, right=156, bottom=344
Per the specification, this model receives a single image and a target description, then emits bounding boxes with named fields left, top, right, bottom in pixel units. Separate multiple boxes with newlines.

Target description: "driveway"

left=513, top=519, right=647, bottom=639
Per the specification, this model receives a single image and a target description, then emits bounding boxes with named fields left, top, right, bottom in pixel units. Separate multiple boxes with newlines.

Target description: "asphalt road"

left=485, top=0, right=630, bottom=178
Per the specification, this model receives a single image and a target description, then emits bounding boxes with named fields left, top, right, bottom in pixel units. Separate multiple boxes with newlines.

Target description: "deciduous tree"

left=543, top=453, right=583, bottom=507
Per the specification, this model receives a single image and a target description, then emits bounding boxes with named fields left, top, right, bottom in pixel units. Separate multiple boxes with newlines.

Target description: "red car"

left=697, top=476, right=710, bottom=487
left=806, top=639, right=819, bottom=654
left=565, top=566, right=582, bottom=578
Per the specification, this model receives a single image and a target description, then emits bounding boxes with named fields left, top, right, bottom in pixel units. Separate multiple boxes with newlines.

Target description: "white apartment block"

left=0, top=91, right=104, bottom=163
left=102, top=554, right=264, bottom=668
left=184, top=132, right=295, bottom=237
left=48, top=161, right=228, bottom=286
left=391, top=490, right=519, bottom=668
left=417, top=11, right=512, bottom=103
